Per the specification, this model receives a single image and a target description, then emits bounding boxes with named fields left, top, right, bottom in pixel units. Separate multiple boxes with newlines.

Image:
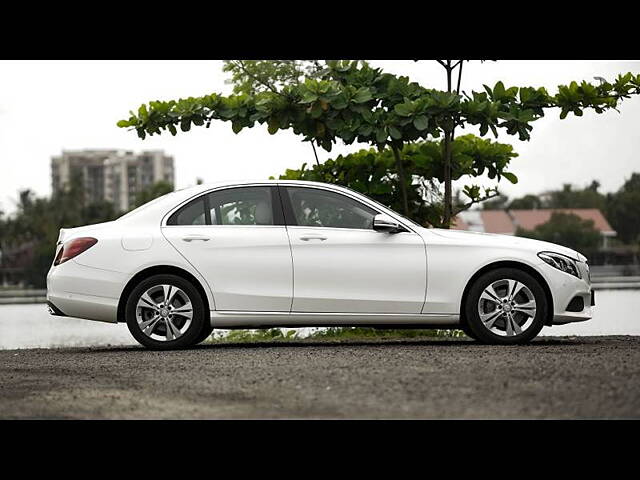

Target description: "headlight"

left=538, top=251, right=582, bottom=279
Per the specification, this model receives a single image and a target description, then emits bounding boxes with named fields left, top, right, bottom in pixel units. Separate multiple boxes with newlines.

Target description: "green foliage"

left=546, top=181, right=607, bottom=210
left=606, top=173, right=640, bottom=244
left=208, top=327, right=464, bottom=343
left=491, top=181, right=607, bottom=211
left=305, top=327, right=465, bottom=339
left=210, top=328, right=298, bottom=343
left=516, top=212, right=601, bottom=252
left=119, top=62, right=639, bottom=148
left=508, top=194, right=545, bottom=210
left=0, top=180, right=119, bottom=288
left=277, top=134, right=518, bottom=227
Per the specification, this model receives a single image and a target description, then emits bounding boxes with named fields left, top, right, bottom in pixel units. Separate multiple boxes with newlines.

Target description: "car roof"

left=174, top=179, right=347, bottom=194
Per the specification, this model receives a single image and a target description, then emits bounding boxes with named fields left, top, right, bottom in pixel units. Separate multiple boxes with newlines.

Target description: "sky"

left=0, top=60, right=639, bottom=214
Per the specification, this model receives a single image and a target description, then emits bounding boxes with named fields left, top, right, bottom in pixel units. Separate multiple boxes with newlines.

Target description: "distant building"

left=454, top=208, right=617, bottom=248
left=51, top=149, right=174, bottom=211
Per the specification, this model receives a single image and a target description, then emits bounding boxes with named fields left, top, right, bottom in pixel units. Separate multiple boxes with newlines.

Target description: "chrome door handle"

left=299, top=234, right=327, bottom=241
left=182, top=235, right=211, bottom=242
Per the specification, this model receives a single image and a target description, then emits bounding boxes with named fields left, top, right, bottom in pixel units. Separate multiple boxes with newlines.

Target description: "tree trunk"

left=442, top=61, right=454, bottom=229
left=443, top=130, right=452, bottom=227
left=391, top=144, right=410, bottom=217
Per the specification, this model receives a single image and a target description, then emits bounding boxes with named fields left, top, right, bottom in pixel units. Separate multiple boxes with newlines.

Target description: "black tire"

left=459, top=317, right=478, bottom=340
left=465, top=267, right=547, bottom=345
left=193, top=322, right=215, bottom=345
left=125, top=274, right=206, bottom=350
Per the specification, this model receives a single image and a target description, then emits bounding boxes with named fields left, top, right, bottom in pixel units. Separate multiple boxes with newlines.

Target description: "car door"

left=161, top=185, right=293, bottom=312
left=280, top=185, right=427, bottom=314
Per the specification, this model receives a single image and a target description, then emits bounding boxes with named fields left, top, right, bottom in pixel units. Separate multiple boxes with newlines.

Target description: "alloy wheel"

left=135, top=284, right=193, bottom=342
left=476, top=278, right=537, bottom=337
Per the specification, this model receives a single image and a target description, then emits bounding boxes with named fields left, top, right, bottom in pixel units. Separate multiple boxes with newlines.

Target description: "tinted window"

left=208, top=187, right=276, bottom=226
left=284, top=187, right=377, bottom=229
left=167, top=197, right=206, bottom=226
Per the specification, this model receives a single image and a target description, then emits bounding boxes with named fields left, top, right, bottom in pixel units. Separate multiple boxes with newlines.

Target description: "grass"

left=207, top=327, right=466, bottom=343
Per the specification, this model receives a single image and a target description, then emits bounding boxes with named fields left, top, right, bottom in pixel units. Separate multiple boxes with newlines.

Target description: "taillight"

left=54, top=237, right=98, bottom=265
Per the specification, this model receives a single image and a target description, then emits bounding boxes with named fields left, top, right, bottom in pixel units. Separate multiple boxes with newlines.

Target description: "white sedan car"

left=47, top=180, right=594, bottom=349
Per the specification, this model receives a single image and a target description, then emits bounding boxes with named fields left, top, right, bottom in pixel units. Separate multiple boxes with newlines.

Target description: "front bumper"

left=46, top=300, right=67, bottom=316
left=537, top=260, right=594, bottom=325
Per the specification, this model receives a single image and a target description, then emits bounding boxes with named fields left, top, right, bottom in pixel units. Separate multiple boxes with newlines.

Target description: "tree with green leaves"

left=606, top=173, right=640, bottom=244
left=0, top=182, right=119, bottom=287
left=222, top=60, right=329, bottom=165
left=118, top=60, right=640, bottom=226
left=508, top=194, right=545, bottom=210
left=277, top=133, right=518, bottom=227
left=490, top=180, right=608, bottom=211
left=516, top=212, right=601, bottom=252
left=545, top=181, right=607, bottom=210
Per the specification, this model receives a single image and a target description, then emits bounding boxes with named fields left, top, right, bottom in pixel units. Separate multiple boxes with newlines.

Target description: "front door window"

left=284, top=186, right=377, bottom=230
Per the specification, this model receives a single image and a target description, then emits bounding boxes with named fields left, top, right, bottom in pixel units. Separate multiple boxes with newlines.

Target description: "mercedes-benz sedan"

left=47, top=180, right=594, bottom=349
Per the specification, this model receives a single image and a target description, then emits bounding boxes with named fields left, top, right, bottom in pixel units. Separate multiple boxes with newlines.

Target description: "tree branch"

left=311, top=140, right=320, bottom=166
left=452, top=190, right=501, bottom=217
left=390, top=144, right=410, bottom=216
left=456, top=60, right=464, bottom=94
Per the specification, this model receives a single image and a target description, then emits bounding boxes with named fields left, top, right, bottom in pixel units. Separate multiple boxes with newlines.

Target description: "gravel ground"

left=1, top=335, right=639, bottom=419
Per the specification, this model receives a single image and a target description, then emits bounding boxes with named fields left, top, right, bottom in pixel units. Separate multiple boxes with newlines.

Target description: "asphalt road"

left=1, top=336, right=639, bottom=419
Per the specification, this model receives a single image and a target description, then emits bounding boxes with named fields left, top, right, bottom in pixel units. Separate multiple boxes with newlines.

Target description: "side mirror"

left=373, top=213, right=404, bottom=233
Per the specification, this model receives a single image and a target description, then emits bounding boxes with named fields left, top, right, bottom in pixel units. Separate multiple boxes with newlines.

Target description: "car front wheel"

left=125, top=274, right=206, bottom=350
left=465, top=267, right=548, bottom=345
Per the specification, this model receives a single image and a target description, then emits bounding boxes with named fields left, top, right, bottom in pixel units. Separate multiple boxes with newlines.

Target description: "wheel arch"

left=117, top=265, right=211, bottom=323
left=459, top=260, right=554, bottom=327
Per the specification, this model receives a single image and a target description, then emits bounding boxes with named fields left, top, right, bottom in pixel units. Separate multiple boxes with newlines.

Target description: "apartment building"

left=51, top=149, right=174, bottom=211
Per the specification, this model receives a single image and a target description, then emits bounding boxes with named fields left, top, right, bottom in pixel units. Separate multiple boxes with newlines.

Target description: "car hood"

left=422, top=228, right=586, bottom=262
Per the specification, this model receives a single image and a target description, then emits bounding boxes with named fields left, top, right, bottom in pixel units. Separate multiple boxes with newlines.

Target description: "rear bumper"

left=46, top=291, right=119, bottom=323
left=46, top=259, right=124, bottom=323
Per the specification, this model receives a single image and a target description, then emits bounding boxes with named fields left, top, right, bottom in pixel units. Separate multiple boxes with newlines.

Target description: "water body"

left=0, top=290, right=638, bottom=350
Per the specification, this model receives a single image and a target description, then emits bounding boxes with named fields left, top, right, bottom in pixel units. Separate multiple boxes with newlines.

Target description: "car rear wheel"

left=465, top=268, right=547, bottom=345
left=125, top=274, right=206, bottom=350
left=193, top=322, right=215, bottom=345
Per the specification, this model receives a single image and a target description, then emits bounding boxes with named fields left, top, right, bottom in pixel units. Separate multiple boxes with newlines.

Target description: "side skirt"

left=210, top=311, right=460, bottom=329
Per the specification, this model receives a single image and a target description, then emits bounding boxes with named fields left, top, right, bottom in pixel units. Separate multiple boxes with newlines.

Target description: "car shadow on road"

left=75, top=336, right=584, bottom=354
